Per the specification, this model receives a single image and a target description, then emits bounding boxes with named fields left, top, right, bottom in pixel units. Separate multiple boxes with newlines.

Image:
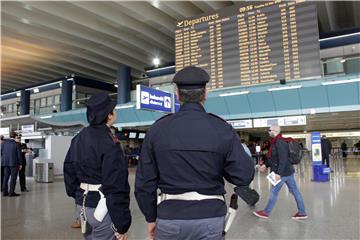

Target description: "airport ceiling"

left=1, top=1, right=360, bottom=93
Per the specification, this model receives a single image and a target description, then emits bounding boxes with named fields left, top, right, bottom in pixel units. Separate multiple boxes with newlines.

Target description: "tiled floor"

left=2, top=155, right=360, bottom=239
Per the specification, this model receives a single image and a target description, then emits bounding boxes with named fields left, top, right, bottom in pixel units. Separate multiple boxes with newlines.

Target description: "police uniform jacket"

left=269, top=139, right=294, bottom=177
left=63, top=124, right=131, bottom=234
left=135, top=103, right=255, bottom=222
left=1, top=139, right=22, bottom=167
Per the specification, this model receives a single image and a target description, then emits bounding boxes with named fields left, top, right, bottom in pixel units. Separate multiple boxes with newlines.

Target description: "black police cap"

left=86, top=93, right=116, bottom=125
left=173, top=66, right=209, bottom=89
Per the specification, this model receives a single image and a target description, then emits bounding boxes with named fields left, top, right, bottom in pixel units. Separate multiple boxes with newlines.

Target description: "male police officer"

left=64, top=93, right=131, bottom=240
left=135, top=66, right=255, bottom=240
left=1, top=131, right=22, bottom=197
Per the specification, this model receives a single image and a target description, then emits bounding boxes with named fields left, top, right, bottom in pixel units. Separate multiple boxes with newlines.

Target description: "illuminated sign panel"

left=175, top=1, right=320, bottom=89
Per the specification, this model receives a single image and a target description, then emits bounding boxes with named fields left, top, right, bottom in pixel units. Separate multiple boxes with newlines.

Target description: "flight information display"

left=175, top=0, right=321, bottom=89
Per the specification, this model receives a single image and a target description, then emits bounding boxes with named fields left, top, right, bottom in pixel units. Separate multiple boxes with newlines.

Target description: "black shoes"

left=21, top=189, right=29, bottom=192
left=8, top=193, right=20, bottom=197
left=3, top=192, right=9, bottom=197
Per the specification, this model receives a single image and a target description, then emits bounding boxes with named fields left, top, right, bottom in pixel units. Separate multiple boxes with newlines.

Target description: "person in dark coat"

left=64, top=93, right=131, bottom=240
left=341, top=141, right=348, bottom=158
left=254, top=125, right=307, bottom=220
left=15, top=134, right=29, bottom=192
left=135, top=66, right=255, bottom=240
left=321, top=135, right=332, bottom=167
left=1, top=131, right=22, bottom=197
left=1, top=135, right=4, bottom=192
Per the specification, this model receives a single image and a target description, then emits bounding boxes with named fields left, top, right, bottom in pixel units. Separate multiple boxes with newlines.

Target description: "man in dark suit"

left=321, top=135, right=332, bottom=167
left=1, top=131, right=22, bottom=197
left=1, top=135, right=4, bottom=192
left=15, top=134, right=29, bottom=192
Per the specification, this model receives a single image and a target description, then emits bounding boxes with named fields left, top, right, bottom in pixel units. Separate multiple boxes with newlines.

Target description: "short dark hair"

left=10, top=131, right=17, bottom=139
left=101, top=110, right=115, bottom=125
left=178, top=88, right=205, bottom=103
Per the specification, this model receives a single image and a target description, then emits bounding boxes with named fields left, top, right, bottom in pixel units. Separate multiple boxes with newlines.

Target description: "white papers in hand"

left=267, top=172, right=281, bottom=186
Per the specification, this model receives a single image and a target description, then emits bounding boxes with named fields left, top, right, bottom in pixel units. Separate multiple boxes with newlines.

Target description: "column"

left=20, top=90, right=30, bottom=115
left=117, top=65, right=131, bottom=104
left=61, top=79, right=73, bottom=112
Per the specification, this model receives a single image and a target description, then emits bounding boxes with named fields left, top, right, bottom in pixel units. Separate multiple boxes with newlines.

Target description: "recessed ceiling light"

left=20, top=18, right=31, bottom=24
left=153, top=57, right=160, bottom=67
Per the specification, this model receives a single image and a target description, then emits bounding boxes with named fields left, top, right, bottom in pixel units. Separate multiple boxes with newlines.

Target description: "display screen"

left=129, top=132, right=137, bottom=139
left=138, top=133, right=146, bottom=139
left=175, top=0, right=321, bottom=89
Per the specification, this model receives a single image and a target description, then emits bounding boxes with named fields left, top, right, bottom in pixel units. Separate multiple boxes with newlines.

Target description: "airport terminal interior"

left=1, top=1, right=360, bottom=239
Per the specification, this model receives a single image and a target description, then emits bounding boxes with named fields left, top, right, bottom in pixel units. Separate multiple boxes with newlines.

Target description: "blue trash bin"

left=312, top=164, right=330, bottom=182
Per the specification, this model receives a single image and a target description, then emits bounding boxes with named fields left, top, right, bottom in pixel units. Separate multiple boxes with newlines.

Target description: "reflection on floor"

left=2, top=156, right=359, bottom=239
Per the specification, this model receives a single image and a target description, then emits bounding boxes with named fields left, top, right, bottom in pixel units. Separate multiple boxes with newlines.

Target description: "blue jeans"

left=264, top=174, right=306, bottom=215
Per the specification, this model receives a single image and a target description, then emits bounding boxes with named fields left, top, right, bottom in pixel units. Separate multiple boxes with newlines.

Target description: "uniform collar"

left=179, top=102, right=205, bottom=112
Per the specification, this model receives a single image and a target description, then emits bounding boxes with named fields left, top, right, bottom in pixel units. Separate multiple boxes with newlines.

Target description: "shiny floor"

left=2, top=155, right=360, bottom=240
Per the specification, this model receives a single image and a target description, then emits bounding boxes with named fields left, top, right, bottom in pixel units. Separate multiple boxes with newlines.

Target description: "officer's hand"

left=19, top=165, right=22, bottom=171
left=114, top=232, right=127, bottom=240
left=275, top=174, right=281, bottom=181
left=259, top=165, right=267, bottom=173
left=147, top=222, right=156, bottom=240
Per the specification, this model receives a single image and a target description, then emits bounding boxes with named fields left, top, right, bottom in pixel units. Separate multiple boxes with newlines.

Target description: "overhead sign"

left=136, top=85, right=173, bottom=113
left=253, top=115, right=306, bottom=127
left=21, top=124, right=35, bottom=134
left=227, top=119, right=252, bottom=129
left=0, top=127, right=10, bottom=136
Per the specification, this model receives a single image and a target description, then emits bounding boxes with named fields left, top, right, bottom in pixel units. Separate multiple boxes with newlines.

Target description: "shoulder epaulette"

left=154, top=113, right=173, bottom=123
left=208, top=113, right=227, bottom=123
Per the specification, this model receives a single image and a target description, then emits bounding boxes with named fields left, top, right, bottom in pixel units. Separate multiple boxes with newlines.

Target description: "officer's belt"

left=161, top=191, right=224, bottom=201
left=80, top=183, right=101, bottom=192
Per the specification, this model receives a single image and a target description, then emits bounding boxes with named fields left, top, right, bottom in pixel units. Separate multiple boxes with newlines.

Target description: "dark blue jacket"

left=63, top=124, right=131, bottom=234
left=1, top=139, right=22, bottom=167
left=135, top=103, right=255, bottom=222
left=269, top=139, right=294, bottom=177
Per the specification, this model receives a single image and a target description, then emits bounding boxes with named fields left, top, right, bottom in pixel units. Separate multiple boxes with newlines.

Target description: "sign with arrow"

left=136, top=85, right=174, bottom=113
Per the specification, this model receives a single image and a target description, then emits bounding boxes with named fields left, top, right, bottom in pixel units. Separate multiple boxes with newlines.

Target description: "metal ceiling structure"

left=1, top=1, right=360, bottom=93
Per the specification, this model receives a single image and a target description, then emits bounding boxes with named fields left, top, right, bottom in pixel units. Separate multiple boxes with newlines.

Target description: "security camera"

left=141, top=73, right=148, bottom=78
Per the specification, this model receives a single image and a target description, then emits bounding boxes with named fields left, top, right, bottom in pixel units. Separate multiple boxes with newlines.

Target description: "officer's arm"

left=63, top=143, right=79, bottom=199
left=275, top=141, right=288, bottom=176
left=101, top=142, right=131, bottom=234
left=224, top=130, right=255, bottom=186
left=135, top=132, right=158, bottom=223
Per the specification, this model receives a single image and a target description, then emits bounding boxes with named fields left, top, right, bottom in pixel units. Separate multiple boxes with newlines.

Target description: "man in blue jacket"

left=1, top=131, right=22, bottom=197
left=253, top=125, right=307, bottom=220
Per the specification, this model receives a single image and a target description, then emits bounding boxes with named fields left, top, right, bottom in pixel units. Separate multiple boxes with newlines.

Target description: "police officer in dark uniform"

left=1, top=131, right=22, bottom=197
left=64, top=93, right=131, bottom=240
left=135, top=66, right=255, bottom=240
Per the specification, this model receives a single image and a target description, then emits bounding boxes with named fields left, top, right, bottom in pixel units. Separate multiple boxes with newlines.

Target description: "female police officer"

left=64, top=93, right=131, bottom=240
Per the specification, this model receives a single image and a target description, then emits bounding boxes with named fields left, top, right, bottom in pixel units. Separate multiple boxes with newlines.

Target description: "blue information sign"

left=136, top=85, right=173, bottom=113
left=311, top=132, right=322, bottom=165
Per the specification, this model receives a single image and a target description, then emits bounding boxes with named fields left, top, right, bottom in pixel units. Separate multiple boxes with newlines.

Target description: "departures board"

left=175, top=0, right=321, bottom=89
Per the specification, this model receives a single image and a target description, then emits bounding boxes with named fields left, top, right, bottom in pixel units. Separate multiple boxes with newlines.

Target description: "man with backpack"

left=253, top=125, right=307, bottom=220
